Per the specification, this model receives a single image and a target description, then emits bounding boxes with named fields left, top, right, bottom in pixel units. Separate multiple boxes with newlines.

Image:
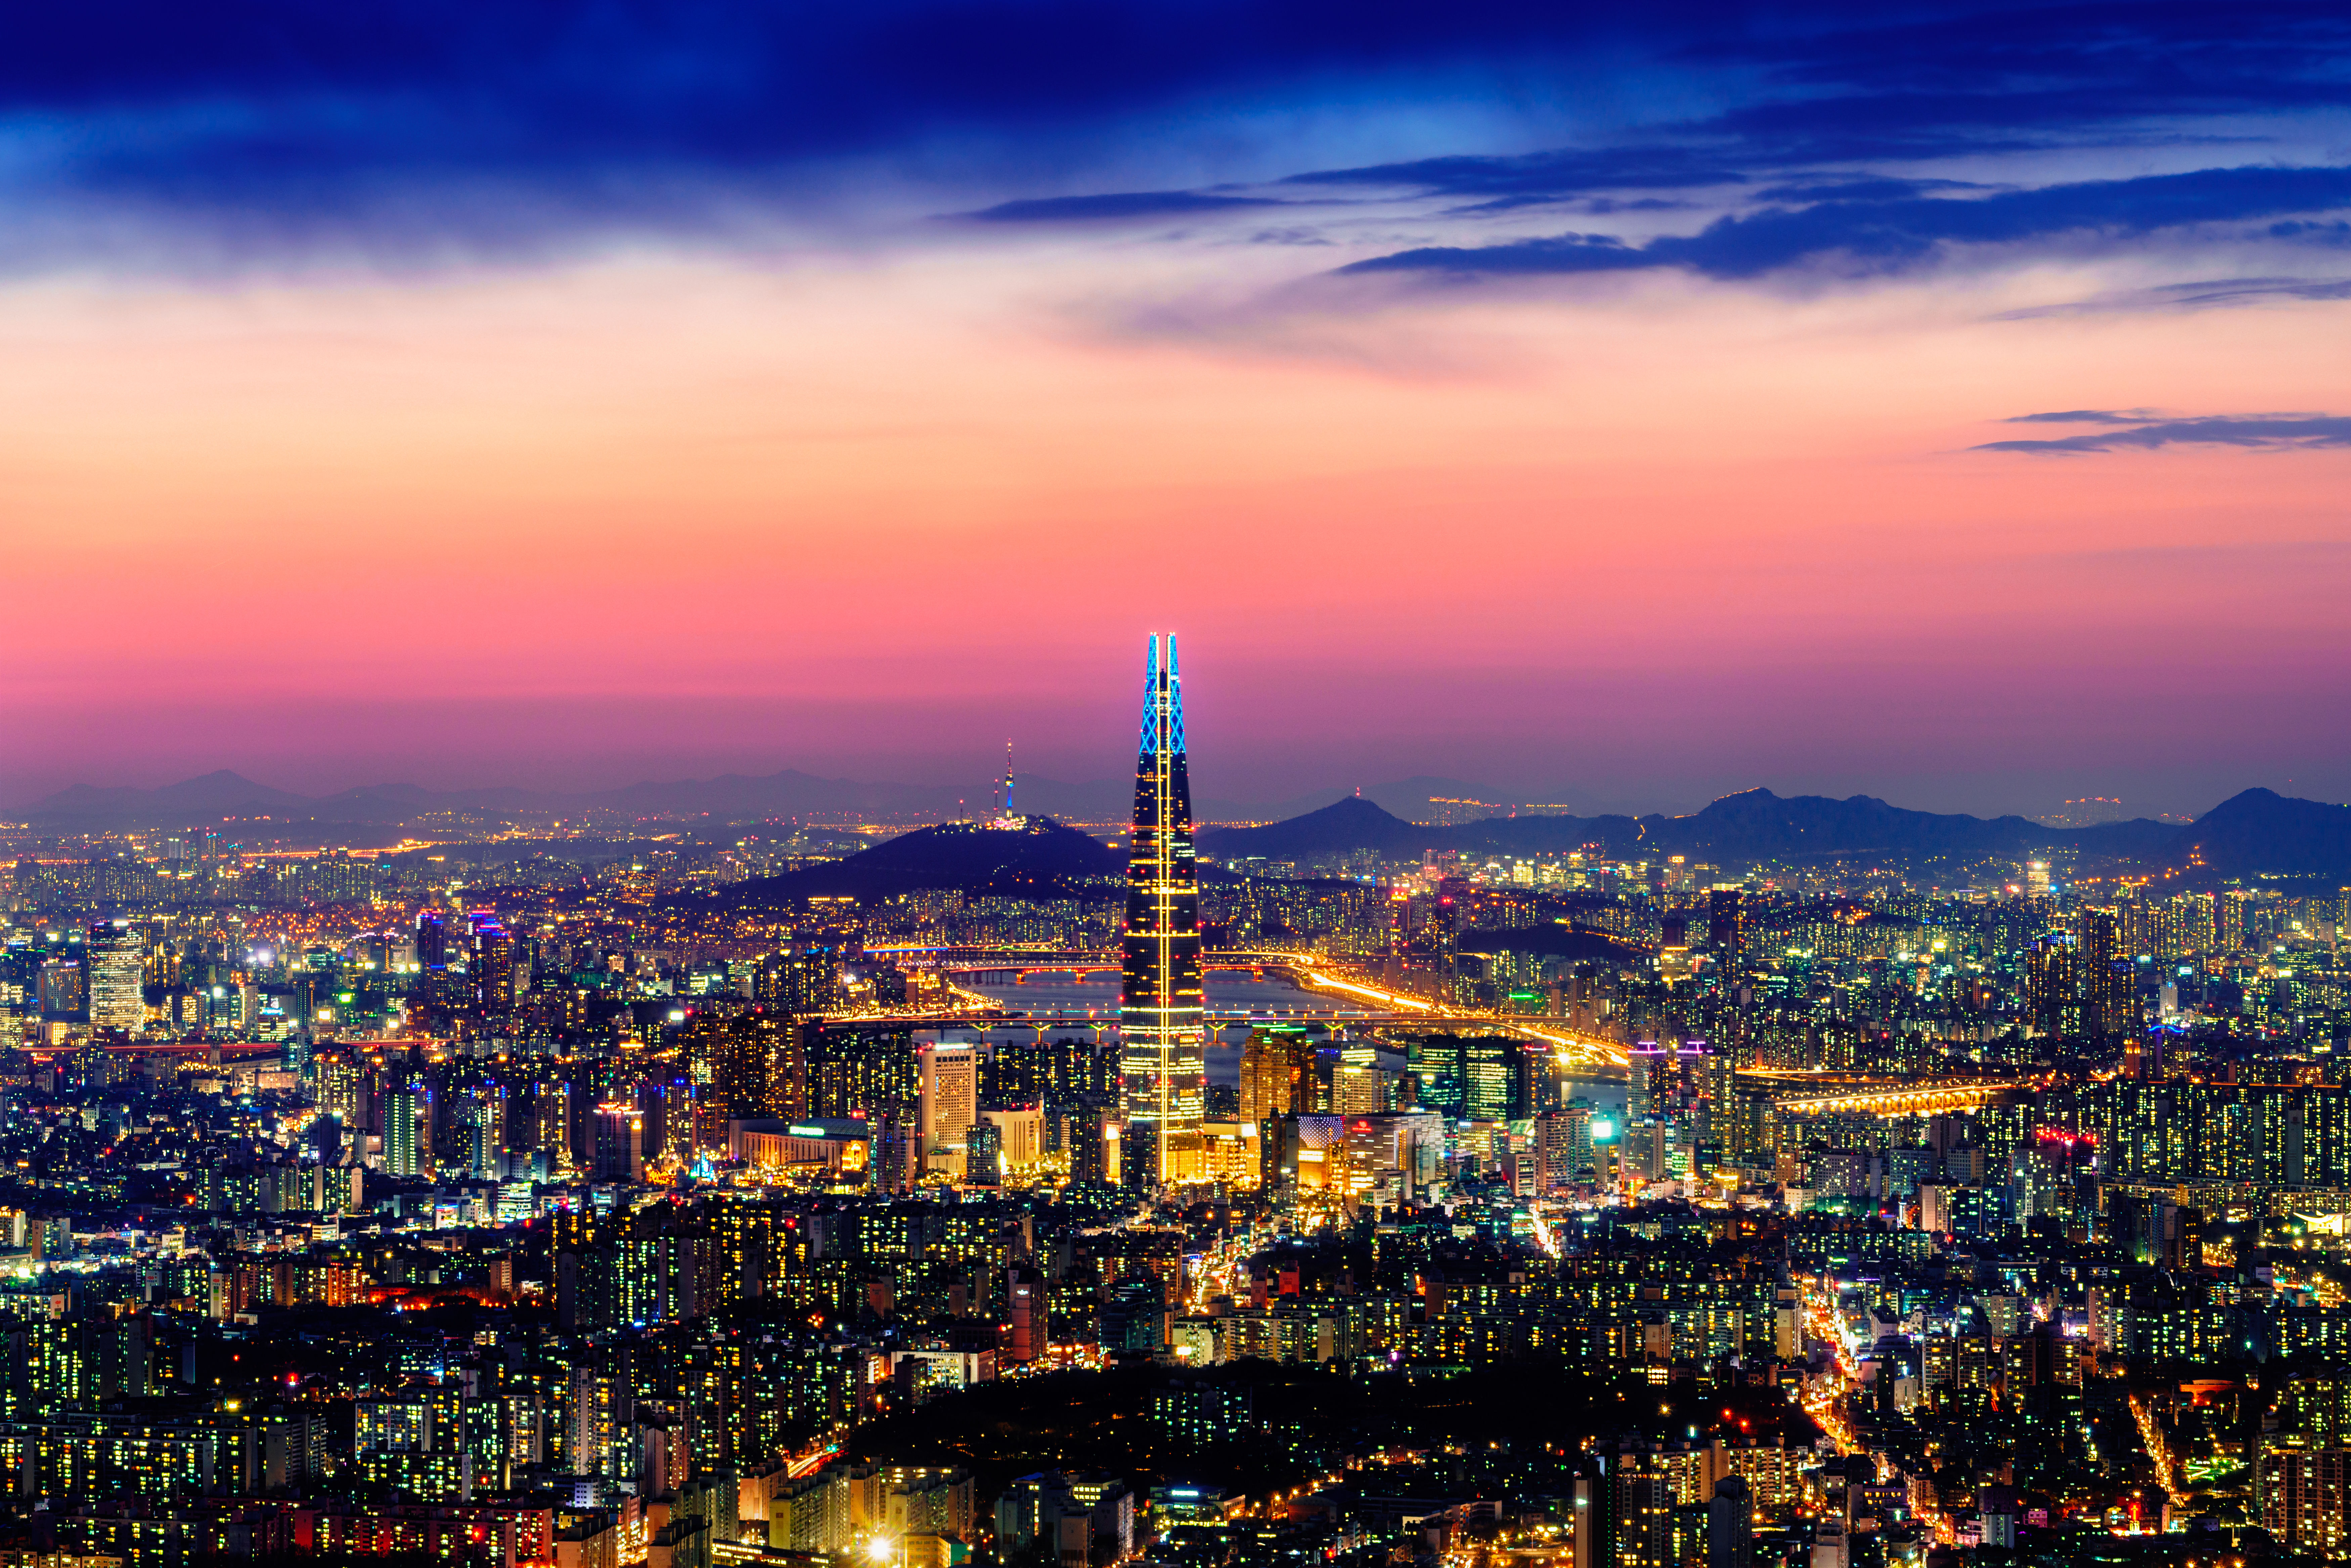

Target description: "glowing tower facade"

left=1119, top=634, right=1204, bottom=1185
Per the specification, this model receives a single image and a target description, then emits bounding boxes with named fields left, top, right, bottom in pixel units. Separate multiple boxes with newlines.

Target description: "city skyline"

left=5, top=588, right=2351, bottom=1566
left=11, top=5, right=2351, bottom=1564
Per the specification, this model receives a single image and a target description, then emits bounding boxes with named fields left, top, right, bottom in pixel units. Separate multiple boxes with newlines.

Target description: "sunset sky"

left=6, top=1, right=2351, bottom=816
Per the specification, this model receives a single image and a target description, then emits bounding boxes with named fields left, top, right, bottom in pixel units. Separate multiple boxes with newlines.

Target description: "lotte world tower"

left=1118, top=634, right=1205, bottom=1187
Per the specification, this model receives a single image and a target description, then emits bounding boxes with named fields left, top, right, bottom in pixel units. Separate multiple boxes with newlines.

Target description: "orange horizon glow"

left=5, top=246, right=2349, bottom=809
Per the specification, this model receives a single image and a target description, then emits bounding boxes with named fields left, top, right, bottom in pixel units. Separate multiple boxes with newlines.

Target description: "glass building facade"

left=1119, top=634, right=1204, bottom=1185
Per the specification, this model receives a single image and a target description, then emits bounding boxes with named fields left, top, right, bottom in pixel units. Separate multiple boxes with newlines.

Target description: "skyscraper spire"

left=1119, top=632, right=1204, bottom=1188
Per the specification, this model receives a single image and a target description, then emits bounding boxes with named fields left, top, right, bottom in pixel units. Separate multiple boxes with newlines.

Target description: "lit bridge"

left=930, top=949, right=1323, bottom=983
left=813, top=1005, right=1624, bottom=1071
left=1765, top=1077, right=2026, bottom=1117
left=88, top=1040, right=289, bottom=1058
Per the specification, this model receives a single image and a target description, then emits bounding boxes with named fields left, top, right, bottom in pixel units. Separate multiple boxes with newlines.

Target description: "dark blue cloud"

left=1442, top=192, right=1697, bottom=217
left=1286, top=145, right=1750, bottom=200
left=5, top=0, right=2351, bottom=271
left=1976, top=412, right=2351, bottom=454
left=1582, top=197, right=1693, bottom=215
left=0, top=1, right=1761, bottom=266
left=1686, top=1, right=2351, bottom=143
left=1273, top=4, right=2351, bottom=205
left=0, top=4, right=1801, bottom=190
left=1752, top=178, right=1986, bottom=203
left=959, top=191, right=1286, bottom=223
left=1342, top=164, right=2351, bottom=279
left=1345, top=232, right=1655, bottom=276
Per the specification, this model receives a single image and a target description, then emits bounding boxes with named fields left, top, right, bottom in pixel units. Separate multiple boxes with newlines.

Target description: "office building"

left=1238, top=1027, right=1316, bottom=1122
left=85, top=919, right=144, bottom=1034
left=919, top=1044, right=980, bottom=1180
left=1118, top=634, right=1204, bottom=1187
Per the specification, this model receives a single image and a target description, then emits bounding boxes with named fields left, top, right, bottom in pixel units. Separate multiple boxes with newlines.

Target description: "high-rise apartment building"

left=2260, top=1447, right=2351, bottom=1555
left=2076, top=908, right=2138, bottom=1045
left=416, top=910, right=448, bottom=970
left=1118, top=634, right=1204, bottom=1186
left=385, top=1087, right=423, bottom=1177
left=1705, top=890, right=1745, bottom=978
left=2026, top=937, right=2078, bottom=1037
left=592, top=1103, right=644, bottom=1183
left=470, top=912, right=515, bottom=1017
left=415, top=909, right=451, bottom=1019
left=2218, top=890, right=2249, bottom=952
left=463, top=1092, right=506, bottom=1179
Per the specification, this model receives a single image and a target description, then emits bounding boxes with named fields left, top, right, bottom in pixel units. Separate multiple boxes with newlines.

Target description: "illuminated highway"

left=923, top=955, right=1632, bottom=1065
left=1291, top=968, right=1629, bottom=1068
left=1800, top=1276, right=1869, bottom=1462
left=2130, top=1392, right=2189, bottom=1513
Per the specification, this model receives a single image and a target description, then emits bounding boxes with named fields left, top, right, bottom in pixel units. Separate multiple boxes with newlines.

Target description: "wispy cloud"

left=1975, top=411, right=2351, bottom=454
left=1341, top=164, right=2351, bottom=280
left=1991, top=276, right=2351, bottom=320
left=956, top=191, right=1288, bottom=223
left=1751, top=177, right=1986, bottom=203
left=1287, top=145, right=1750, bottom=201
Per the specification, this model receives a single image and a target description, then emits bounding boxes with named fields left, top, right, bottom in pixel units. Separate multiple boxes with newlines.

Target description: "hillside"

left=2171, top=788, right=2351, bottom=879
left=686, top=816, right=1123, bottom=905
left=1202, top=796, right=1435, bottom=859
left=1648, top=789, right=2049, bottom=864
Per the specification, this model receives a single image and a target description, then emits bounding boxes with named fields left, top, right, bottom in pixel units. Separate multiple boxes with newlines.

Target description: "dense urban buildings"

left=7, top=648, right=2351, bottom=1567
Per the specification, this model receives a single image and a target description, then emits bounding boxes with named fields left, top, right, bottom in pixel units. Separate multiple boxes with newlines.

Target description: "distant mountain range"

left=14, top=767, right=999, bottom=827
left=665, top=786, right=2351, bottom=907
left=6, top=767, right=1686, bottom=830
left=16, top=766, right=2351, bottom=882
left=1201, top=788, right=2351, bottom=882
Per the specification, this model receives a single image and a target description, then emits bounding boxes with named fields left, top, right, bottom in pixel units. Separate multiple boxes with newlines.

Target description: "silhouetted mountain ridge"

left=2173, top=788, right=2351, bottom=878
left=1206, top=796, right=1430, bottom=858
left=685, top=817, right=1123, bottom=905
left=1202, top=787, right=2349, bottom=878
left=19, top=768, right=2350, bottom=878
left=16, top=768, right=1328, bottom=827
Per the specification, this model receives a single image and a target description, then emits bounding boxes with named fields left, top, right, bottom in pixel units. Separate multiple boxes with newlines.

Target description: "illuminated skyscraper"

left=86, top=919, right=144, bottom=1035
left=1238, top=1026, right=1316, bottom=1121
left=1119, top=634, right=1204, bottom=1185
left=918, top=1042, right=980, bottom=1180
left=470, top=911, right=516, bottom=1017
